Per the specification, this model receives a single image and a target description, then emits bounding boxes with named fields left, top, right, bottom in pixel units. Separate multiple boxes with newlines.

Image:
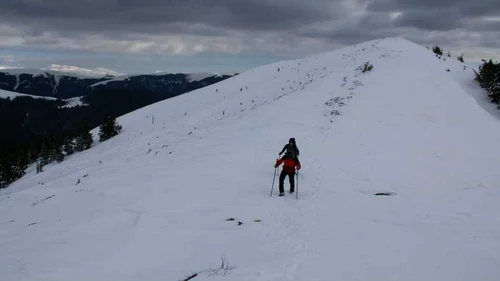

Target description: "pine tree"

left=0, top=152, right=13, bottom=187
left=38, top=134, right=62, bottom=165
left=13, top=149, right=28, bottom=179
left=52, top=144, right=64, bottom=163
left=45, top=136, right=63, bottom=163
left=475, top=59, right=500, bottom=105
left=432, top=45, right=443, bottom=56
left=36, top=160, right=43, bottom=174
left=39, top=136, right=52, bottom=166
left=99, top=116, right=122, bottom=142
left=75, top=123, right=93, bottom=152
left=63, top=137, right=75, bottom=156
left=0, top=149, right=28, bottom=188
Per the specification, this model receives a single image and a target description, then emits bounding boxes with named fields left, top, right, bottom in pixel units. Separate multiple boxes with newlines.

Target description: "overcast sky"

left=0, top=0, right=498, bottom=74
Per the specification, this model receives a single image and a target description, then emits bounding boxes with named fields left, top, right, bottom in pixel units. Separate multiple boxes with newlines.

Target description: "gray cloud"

left=480, top=33, right=500, bottom=48
left=393, top=9, right=464, bottom=31
left=0, top=0, right=337, bottom=34
left=0, top=0, right=497, bottom=71
left=466, top=18, right=500, bottom=32
left=366, top=0, right=500, bottom=16
left=296, top=12, right=398, bottom=44
left=366, top=0, right=500, bottom=31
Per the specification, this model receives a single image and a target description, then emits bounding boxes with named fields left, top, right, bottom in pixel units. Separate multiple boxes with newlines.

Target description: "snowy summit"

left=1, top=37, right=500, bottom=281
left=43, top=64, right=125, bottom=77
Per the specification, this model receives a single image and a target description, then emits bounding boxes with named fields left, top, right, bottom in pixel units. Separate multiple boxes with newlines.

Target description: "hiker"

left=279, top=138, right=300, bottom=160
left=274, top=151, right=301, bottom=196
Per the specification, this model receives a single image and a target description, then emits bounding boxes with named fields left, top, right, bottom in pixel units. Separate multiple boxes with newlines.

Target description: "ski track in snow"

left=1, top=38, right=500, bottom=281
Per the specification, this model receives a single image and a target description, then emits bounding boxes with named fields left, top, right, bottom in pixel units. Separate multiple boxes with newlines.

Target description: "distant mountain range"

left=0, top=68, right=233, bottom=153
left=0, top=68, right=233, bottom=99
left=43, top=64, right=126, bottom=77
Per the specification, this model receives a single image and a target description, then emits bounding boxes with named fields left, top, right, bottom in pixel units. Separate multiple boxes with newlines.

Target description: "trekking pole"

left=296, top=171, right=299, bottom=200
left=270, top=159, right=278, bottom=197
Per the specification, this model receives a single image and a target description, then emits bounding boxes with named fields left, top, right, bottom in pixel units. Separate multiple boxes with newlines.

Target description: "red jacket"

left=275, top=157, right=301, bottom=173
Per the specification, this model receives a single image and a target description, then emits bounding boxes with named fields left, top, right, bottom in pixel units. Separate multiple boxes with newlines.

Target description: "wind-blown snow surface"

left=1, top=38, right=500, bottom=281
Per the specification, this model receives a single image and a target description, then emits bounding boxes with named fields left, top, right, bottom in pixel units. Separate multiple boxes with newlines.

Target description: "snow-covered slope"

left=0, top=88, right=57, bottom=100
left=0, top=89, right=87, bottom=108
left=59, top=96, right=88, bottom=108
left=2, top=38, right=500, bottom=281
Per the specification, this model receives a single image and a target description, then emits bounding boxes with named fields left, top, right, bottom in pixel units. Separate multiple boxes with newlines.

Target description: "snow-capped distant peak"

left=44, top=64, right=125, bottom=77
left=0, top=67, right=105, bottom=79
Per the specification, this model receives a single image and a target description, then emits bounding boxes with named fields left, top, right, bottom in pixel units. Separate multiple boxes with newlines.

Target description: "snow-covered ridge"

left=0, top=88, right=57, bottom=100
left=0, top=67, right=111, bottom=79
left=0, top=88, right=87, bottom=108
left=1, top=67, right=228, bottom=81
left=89, top=72, right=229, bottom=87
left=1, top=37, right=500, bottom=281
left=0, top=68, right=231, bottom=99
left=43, top=64, right=125, bottom=78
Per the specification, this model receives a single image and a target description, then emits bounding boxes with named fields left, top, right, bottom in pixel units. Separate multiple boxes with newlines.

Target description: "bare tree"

left=179, top=255, right=235, bottom=281
left=205, top=255, right=235, bottom=277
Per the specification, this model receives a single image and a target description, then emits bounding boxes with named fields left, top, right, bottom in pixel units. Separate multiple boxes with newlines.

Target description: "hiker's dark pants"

left=279, top=170, right=295, bottom=193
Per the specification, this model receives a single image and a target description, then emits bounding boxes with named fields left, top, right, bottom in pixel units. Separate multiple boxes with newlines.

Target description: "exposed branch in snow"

left=204, top=255, right=235, bottom=277
left=180, top=273, right=198, bottom=281
left=180, top=255, right=235, bottom=281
